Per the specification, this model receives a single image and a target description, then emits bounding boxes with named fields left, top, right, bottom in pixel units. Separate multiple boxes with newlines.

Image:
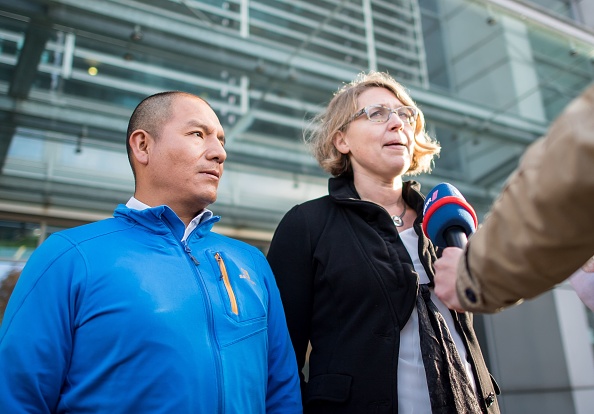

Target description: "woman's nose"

left=388, top=111, right=404, bottom=129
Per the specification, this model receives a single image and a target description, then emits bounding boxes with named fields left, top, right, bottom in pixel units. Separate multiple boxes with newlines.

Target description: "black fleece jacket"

left=267, top=175, right=499, bottom=414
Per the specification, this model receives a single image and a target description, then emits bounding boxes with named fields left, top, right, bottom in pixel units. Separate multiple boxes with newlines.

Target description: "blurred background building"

left=0, top=0, right=593, bottom=412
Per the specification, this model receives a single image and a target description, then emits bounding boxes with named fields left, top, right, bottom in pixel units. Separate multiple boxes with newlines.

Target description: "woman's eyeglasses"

left=343, top=105, right=418, bottom=129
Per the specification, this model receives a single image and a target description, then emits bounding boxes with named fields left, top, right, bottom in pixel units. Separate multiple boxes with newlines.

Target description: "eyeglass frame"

left=341, top=104, right=418, bottom=130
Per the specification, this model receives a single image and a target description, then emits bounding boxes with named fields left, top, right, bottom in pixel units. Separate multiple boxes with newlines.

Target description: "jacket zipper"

left=215, top=252, right=239, bottom=315
left=164, top=217, right=222, bottom=411
left=182, top=243, right=224, bottom=412
left=183, top=241, right=200, bottom=265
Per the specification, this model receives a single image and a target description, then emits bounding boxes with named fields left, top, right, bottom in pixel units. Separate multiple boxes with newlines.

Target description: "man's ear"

left=128, top=130, right=152, bottom=166
left=333, top=131, right=350, bottom=155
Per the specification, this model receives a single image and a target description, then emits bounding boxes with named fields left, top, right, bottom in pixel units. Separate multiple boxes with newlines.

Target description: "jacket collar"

left=113, top=204, right=220, bottom=240
left=328, top=174, right=426, bottom=221
left=328, top=175, right=437, bottom=283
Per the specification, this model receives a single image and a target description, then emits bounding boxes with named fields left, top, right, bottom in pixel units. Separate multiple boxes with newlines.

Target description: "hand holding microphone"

left=423, top=183, right=478, bottom=312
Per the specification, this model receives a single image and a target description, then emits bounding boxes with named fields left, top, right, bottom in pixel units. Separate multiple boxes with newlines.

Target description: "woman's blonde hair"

left=305, top=71, right=440, bottom=176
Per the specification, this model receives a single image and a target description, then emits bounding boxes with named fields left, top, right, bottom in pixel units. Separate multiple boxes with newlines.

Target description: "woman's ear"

left=333, top=131, right=350, bottom=155
left=128, top=129, right=152, bottom=166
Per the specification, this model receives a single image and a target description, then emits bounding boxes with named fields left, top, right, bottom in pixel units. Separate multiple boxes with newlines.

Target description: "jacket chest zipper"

left=215, top=252, right=239, bottom=315
left=180, top=242, right=224, bottom=411
left=183, top=242, right=200, bottom=265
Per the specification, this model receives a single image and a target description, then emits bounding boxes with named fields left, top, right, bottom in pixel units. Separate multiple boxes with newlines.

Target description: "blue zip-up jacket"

left=0, top=205, right=302, bottom=413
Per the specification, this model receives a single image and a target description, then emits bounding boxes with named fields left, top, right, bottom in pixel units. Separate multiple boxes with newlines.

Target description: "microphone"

left=422, top=183, right=478, bottom=248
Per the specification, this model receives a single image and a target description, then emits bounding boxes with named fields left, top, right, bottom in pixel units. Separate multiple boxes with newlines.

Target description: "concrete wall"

left=483, top=283, right=594, bottom=413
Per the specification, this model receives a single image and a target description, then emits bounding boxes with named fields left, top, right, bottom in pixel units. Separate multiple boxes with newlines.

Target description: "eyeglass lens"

left=366, top=106, right=416, bottom=124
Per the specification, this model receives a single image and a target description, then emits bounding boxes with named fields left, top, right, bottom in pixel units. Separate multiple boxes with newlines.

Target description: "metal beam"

left=9, top=18, right=52, bottom=99
left=0, top=0, right=46, bottom=17
left=473, top=154, right=521, bottom=187
left=0, top=112, right=17, bottom=171
left=0, top=174, right=130, bottom=214
left=411, top=87, right=547, bottom=144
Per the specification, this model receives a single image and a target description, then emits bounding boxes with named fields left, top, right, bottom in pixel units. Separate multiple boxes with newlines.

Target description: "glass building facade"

left=1, top=0, right=593, bottom=412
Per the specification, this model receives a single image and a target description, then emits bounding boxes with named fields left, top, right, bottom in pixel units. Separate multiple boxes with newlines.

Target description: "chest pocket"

left=205, top=250, right=267, bottom=323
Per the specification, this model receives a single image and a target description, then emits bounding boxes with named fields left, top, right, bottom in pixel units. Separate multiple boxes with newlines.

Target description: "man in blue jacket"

left=0, top=91, right=302, bottom=413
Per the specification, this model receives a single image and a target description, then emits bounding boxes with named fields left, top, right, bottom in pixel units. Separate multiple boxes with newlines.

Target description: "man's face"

left=147, top=95, right=226, bottom=215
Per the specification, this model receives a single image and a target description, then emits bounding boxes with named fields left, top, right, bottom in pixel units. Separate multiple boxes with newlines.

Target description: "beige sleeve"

left=456, top=84, right=594, bottom=313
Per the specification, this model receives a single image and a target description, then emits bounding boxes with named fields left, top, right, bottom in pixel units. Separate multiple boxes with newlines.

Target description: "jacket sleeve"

left=267, top=205, right=314, bottom=396
left=0, top=236, right=81, bottom=413
left=256, top=251, right=302, bottom=413
left=457, top=83, right=594, bottom=313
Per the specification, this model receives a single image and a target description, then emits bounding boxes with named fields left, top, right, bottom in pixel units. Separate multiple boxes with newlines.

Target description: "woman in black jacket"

left=267, top=71, right=499, bottom=414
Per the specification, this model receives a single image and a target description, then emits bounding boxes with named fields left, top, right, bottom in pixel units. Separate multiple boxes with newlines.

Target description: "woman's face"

left=334, top=87, right=416, bottom=182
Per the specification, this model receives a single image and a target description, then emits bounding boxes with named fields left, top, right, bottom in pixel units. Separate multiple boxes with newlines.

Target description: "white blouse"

left=397, top=228, right=477, bottom=413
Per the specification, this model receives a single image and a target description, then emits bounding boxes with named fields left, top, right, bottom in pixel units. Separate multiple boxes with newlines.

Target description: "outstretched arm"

left=435, top=84, right=594, bottom=313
